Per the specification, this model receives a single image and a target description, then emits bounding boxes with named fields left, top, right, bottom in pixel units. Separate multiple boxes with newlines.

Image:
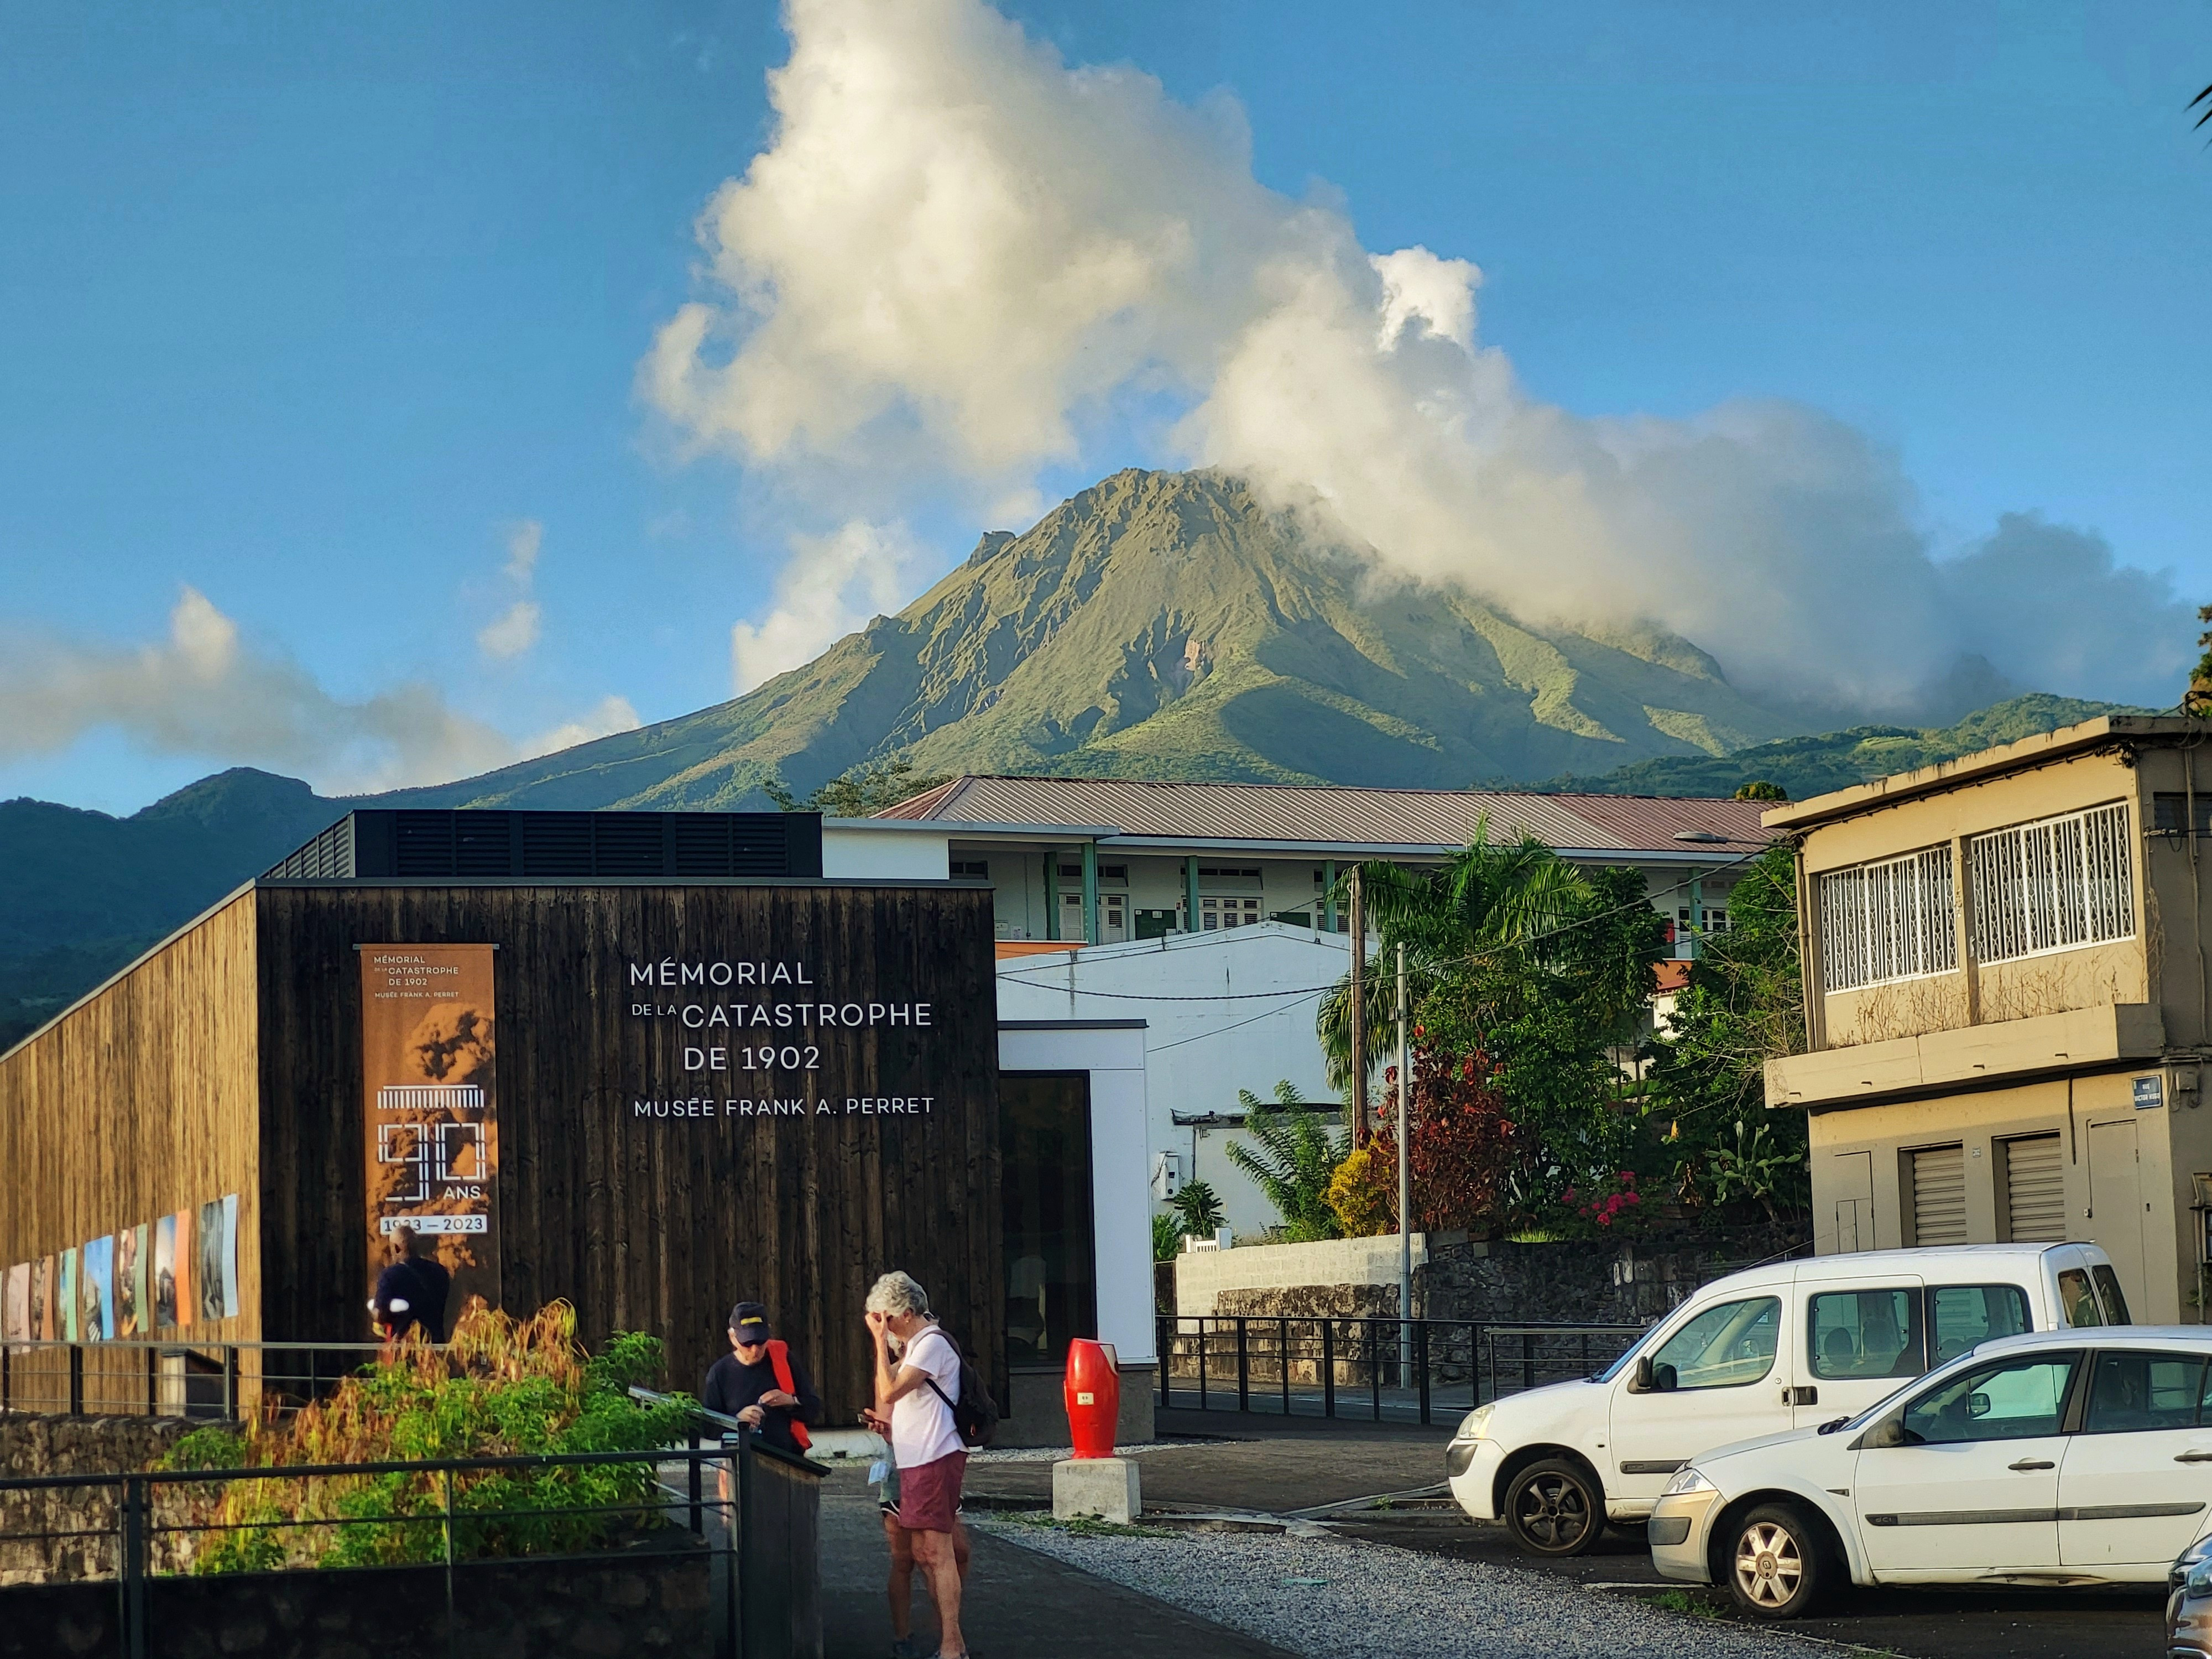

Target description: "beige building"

left=1764, top=716, right=2212, bottom=1322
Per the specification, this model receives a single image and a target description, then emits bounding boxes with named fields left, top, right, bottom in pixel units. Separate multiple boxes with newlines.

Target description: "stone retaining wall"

left=0, top=1545, right=714, bottom=1659
left=1172, top=1226, right=1807, bottom=1330
left=0, top=1413, right=201, bottom=1587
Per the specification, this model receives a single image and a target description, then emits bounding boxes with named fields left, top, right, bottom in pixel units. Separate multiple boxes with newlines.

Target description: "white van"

left=1445, top=1243, right=2129, bottom=1555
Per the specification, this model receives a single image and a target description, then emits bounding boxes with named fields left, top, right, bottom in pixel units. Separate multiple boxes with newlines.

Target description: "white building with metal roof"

left=829, top=775, right=1776, bottom=1241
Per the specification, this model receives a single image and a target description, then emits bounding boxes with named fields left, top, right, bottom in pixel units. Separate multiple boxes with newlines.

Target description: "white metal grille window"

left=1967, top=802, right=2134, bottom=965
left=1818, top=847, right=1957, bottom=993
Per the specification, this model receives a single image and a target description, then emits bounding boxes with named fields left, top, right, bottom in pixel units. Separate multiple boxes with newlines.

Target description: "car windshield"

left=1593, top=1321, right=1666, bottom=1383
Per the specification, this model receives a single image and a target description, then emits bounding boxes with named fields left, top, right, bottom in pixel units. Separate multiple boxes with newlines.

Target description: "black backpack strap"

left=925, top=1377, right=957, bottom=1413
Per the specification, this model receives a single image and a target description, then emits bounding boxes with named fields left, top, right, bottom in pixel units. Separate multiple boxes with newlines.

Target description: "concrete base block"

left=1052, top=1457, right=1141, bottom=1524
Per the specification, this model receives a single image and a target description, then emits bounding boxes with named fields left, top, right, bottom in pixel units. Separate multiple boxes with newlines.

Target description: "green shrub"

left=159, top=1302, right=697, bottom=1573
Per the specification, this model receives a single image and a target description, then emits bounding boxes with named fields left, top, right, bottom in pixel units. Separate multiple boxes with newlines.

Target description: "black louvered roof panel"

left=262, top=808, right=823, bottom=882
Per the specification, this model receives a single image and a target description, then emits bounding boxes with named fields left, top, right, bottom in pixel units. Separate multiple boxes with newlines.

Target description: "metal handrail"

left=1154, top=1313, right=1647, bottom=1424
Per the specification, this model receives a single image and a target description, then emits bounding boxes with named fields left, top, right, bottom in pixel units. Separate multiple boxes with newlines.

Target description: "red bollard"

left=1064, top=1338, right=1119, bottom=1459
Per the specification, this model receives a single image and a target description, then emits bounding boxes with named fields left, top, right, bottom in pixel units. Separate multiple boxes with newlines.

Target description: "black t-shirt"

left=374, top=1257, right=453, bottom=1342
left=702, top=1345, right=822, bottom=1453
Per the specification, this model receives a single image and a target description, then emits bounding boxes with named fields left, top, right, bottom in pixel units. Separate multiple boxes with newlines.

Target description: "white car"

left=1444, top=1242, right=2128, bottom=1555
left=1649, top=1326, right=2212, bottom=1618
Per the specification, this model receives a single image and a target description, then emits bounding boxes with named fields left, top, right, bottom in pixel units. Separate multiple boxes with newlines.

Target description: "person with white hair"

left=865, top=1270, right=971, bottom=1659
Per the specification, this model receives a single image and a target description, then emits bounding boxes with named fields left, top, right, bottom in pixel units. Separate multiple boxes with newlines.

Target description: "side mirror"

left=1968, top=1391, right=1992, bottom=1418
left=1652, top=1363, right=1678, bottom=1393
left=1854, top=1415, right=1908, bottom=1451
left=1632, top=1355, right=1654, bottom=1394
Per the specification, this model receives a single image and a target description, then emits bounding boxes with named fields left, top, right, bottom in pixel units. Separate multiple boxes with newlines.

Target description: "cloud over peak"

left=655, top=0, right=2188, bottom=713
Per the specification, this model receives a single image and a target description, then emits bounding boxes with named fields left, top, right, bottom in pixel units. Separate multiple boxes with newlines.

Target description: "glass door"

left=999, top=1072, right=1098, bottom=1366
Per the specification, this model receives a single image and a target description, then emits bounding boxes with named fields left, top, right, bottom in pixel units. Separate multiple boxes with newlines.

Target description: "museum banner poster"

left=359, top=945, right=500, bottom=1322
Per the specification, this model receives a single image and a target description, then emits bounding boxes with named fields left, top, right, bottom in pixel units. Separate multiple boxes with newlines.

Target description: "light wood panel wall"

left=0, top=891, right=263, bottom=1356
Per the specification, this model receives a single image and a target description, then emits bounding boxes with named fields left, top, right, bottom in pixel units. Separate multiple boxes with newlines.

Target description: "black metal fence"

left=0, top=1339, right=415, bottom=1421
left=0, top=1427, right=825, bottom=1659
left=1155, top=1315, right=1646, bottom=1425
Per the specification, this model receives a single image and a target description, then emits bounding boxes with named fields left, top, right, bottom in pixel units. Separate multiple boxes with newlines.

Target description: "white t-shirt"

left=889, top=1324, right=964, bottom=1469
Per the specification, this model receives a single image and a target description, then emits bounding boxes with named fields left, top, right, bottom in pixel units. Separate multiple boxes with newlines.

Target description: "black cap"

left=729, top=1302, right=771, bottom=1344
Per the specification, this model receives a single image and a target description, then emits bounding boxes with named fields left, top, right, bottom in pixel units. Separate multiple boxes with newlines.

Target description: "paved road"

left=818, top=1463, right=1297, bottom=1659
left=972, top=1410, right=2170, bottom=1659
left=963, top=1409, right=1455, bottom=1515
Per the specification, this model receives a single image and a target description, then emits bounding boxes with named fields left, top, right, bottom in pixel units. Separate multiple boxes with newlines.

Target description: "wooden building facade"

left=0, top=857, right=1003, bottom=1422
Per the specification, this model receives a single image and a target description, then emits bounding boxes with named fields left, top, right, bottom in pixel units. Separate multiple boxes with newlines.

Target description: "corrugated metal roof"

left=876, top=775, right=1772, bottom=856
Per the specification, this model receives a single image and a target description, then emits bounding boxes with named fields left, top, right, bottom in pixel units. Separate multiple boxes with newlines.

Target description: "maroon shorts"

left=896, top=1451, right=967, bottom=1533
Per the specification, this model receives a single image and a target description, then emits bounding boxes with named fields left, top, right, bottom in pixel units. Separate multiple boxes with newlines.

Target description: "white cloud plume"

left=0, top=588, right=631, bottom=793
left=649, top=0, right=2188, bottom=712
left=522, top=693, right=643, bottom=759
left=730, top=520, right=918, bottom=693
left=504, top=519, right=543, bottom=583
left=477, top=600, right=542, bottom=661
left=478, top=519, right=546, bottom=660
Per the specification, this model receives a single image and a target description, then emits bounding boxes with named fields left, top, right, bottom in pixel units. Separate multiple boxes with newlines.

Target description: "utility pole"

left=1396, top=942, right=1411, bottom=1372
left=1347, top=865, right=1366, bottom=1145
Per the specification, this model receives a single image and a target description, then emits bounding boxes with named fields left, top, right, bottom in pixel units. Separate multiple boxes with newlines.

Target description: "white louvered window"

left=1967, top=802, right=2134, bottom=966
left=1819, top=847, right=1957, bottom=993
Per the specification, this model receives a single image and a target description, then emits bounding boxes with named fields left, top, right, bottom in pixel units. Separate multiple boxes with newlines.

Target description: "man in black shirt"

left=702, top=1301, right=821, bottom=1455
left=370, top=1226, right=453, bottom=1343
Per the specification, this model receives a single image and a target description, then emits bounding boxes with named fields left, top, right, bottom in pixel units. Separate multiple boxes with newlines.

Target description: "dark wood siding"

left=254, top=882, right=1000, bottom=1423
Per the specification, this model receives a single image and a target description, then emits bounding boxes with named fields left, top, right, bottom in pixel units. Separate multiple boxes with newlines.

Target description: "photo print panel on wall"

left=58, top=1248, right=76, bottom=1342
left=83, top=1235, right=113, bottom=1341
left=115, top=1224, right=145, bottom=1338
left=219, top=1195, right=239, bottom=1319
left=359, top=946, right=500, bottom=1318
left=196, top=1200, right=225, bottom=1324
left=32, top=1255, right=52, bottom=1340
left=3, top=1263, right=26, bottom=1350
left=171, top=1208, right=194, bottom=1331
left=152, top=1217, right=176, bottom=1332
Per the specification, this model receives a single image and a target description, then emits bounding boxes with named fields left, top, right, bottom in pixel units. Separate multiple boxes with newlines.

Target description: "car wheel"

left=1723, top=1503, right=1828, bottom=1619
left=1503, top=1458, right=1603, bottom=1556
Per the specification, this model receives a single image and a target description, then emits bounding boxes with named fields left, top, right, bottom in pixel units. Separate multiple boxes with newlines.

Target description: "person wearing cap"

left=702, top=1301, right=821, bottom=1455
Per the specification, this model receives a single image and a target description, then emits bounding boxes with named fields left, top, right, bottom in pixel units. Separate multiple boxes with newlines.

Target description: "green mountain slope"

left=1551, top=693, right=2148, bottom=801
left=0, top=471, right=2147, bottom=1051
left=387, top=469, right=1828, bottom=809
left=0, top=769, right=343, bottom=1050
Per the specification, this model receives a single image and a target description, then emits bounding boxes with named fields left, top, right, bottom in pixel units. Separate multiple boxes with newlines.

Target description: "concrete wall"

left=998, top=1023, right=1155, bottom=1369
left=1805, top=1064, right=2212, bottom=1322
left=1798, top=747, right=2151, bottom=1053
left=1173, top=1234, right=1429, bottom=1318
left=820, top=822, right=949, bottom=880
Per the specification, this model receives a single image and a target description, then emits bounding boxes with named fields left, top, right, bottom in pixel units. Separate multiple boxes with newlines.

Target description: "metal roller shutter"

left=1911, top=1145, right=1969, bottom=1246
left=2001, top=1134, right=2066, bottom=1242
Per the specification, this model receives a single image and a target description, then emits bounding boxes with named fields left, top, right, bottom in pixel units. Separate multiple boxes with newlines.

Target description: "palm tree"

left=1316, top=813, right=1590, bottom=1097
left=1224, top=1083, right=1347, bottom=1241
left=2194, top=83, right=2211, bottom=135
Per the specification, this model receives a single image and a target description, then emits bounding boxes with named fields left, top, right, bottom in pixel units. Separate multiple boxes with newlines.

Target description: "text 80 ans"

left=683, top=1045, right=820, bottom=1073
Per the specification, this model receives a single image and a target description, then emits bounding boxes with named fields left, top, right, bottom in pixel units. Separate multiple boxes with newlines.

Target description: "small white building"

left=995, top=924, right=1348, bottom=1240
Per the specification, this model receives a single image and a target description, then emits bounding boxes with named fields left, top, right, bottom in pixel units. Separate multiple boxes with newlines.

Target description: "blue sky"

left=1, top=0, right=2206, bottom=813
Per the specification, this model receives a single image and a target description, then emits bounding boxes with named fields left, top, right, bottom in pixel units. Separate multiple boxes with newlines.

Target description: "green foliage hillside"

left=1550, top=693, right=2147, bottom=802
left=0, top=769, right=342, bottom=1050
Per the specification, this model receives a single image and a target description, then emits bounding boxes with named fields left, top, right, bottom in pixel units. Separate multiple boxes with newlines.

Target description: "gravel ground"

left=978, top=1518, right=1847, bottom=1659
left=965, top=1441, right=1207, bottom=1465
